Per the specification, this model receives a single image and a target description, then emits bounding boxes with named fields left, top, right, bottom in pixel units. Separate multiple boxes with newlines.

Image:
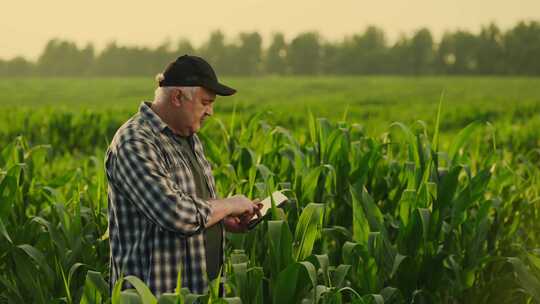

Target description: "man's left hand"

left=223, top=200, right=262, bottom=233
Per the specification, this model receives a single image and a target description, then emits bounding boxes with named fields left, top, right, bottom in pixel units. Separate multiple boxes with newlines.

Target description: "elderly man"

left=105, top=55, right=260, bottom=296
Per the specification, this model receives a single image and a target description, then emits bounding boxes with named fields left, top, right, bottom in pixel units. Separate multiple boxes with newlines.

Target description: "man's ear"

left=171, top=88, right=183, bottom=107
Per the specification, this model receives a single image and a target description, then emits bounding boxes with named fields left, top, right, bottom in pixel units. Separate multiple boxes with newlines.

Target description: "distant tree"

left=0, top=57, right=34, bottom=77
left=338, top=26, right=387, bottom=74
left=38, top=39, right=94, bottom=76
left=92, top=42, right=132, bottom=76
left=504, top=21, right=540, bottom=75
left=287, top=32, right=322, bottom=75
left=151, top=41, right=174, bottom=74
left=410, top=28, right=435, bottom=74
left=3, top=20, right=540, bottom=77
left=199, top=31, right=229, bottom=74
left=387, top=29, right=435, bottom=75
left=234, top=32, right=262, bottom=75
left=321, top=42, right=340, bottom=74
left=437, top=31, right=479, bottom=74
left=79, top=44, right=95, bottom=76
left=176, top=39, right=195, bottom=56
left=476, top=23, right=505, bottom=74
left=265, top=33, right=288, bottom=74
left=454, top=31, right=480, bottom=74
left=436, top=33, right=455, bottom=73
left=388, top=35, right=412, bottom=74
left=91, top=41, right=172, bottom=76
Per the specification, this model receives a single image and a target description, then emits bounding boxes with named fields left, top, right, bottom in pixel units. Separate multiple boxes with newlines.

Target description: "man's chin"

left=191, top=123, right=202, bottom=134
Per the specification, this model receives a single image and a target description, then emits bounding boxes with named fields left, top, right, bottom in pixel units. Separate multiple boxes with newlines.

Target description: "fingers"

left=243, top=198, right=260, bottom=214
left=254, top=204, right=262, bottom=219
left=245, top=202, right=257, bottom=215
left=251, top=199, right=263, bottom=219
left=227, top=195, right=265, bottom=217
left=239, top=212, right=251, bottom=223
left=252, top=198, right=262, bottom=210
left=248, top=200, right=263, bottom=218
left=224, top=216, right=247, bottom=233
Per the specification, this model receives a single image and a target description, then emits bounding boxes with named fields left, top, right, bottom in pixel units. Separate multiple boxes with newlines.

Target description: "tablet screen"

left=248, top=191, right=288, bottom=229
left=257, top=191, right=288, bottom=218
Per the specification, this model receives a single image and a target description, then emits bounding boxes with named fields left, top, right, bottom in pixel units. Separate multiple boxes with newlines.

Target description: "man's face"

left=176, top=87, right=216, bottom=135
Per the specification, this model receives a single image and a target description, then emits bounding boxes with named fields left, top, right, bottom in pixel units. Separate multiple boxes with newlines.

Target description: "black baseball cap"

left=159, top=55, right=236, bottom=96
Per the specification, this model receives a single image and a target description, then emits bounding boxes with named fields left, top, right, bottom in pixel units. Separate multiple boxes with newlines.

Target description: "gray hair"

left=154, top=73, right=199, bottom=103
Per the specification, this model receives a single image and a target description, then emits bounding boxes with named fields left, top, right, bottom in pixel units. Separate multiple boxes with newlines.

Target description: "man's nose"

left=206, top=104, right=214, bottom=116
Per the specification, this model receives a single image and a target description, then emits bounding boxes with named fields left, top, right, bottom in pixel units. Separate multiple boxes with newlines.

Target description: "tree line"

left=1, top=20, right=539, bottom=77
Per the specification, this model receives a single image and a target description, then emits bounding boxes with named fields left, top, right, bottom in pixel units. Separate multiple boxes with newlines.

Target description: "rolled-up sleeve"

left=110, top=138, right=212, bottom=236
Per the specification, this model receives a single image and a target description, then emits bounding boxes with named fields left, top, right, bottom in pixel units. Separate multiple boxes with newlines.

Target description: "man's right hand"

left=206, top=195, right=260, bottom=228
left=224, top=195, right=258, bottom=216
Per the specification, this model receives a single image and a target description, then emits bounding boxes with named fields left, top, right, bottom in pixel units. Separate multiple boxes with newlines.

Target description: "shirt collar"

left=139, top=101, right=169, bottom=134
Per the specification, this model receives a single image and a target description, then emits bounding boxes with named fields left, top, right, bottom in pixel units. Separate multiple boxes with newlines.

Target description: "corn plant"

left=1, top=107, right=539, bottom=303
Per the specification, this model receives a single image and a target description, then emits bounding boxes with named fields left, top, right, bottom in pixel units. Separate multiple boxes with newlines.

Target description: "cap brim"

left=203, top=80, right=237, bottom=96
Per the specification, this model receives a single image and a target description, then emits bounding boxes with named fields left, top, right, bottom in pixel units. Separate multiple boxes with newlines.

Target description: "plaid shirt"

left=105, top=102, right=224, bottom=295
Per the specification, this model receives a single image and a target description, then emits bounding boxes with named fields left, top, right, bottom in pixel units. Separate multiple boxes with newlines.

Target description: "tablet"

left=248, top=191, right=288, bottom=229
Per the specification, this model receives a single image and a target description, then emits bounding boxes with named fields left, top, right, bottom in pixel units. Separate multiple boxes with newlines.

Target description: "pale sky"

left=1, top=0, right=539, bottom=60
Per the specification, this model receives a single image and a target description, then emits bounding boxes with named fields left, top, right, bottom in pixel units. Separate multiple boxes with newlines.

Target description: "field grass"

left=0, top=76, right=539, bottom=303
left=1, top=76, right=540, bottom=142
left=3, top=76, right=540, bottom=107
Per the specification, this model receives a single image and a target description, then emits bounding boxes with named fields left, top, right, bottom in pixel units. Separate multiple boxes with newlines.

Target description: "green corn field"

left=0, top=77, right=539, bottom=303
